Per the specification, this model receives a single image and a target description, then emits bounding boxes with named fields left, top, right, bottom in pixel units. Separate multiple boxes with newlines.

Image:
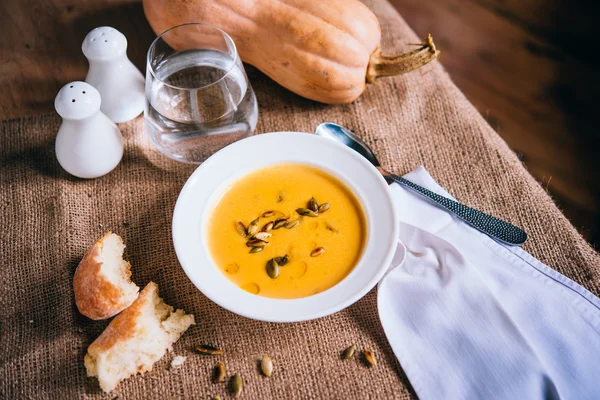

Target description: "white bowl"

left=172, top=132, right=399, bottom=322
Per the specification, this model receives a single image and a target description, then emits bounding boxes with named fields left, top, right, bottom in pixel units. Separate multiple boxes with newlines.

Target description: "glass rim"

left=146, top=22, right=239, bottom=91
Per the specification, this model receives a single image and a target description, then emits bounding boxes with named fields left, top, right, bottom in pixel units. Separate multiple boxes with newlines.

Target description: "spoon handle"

left=388, top=174, right=527, bottom=246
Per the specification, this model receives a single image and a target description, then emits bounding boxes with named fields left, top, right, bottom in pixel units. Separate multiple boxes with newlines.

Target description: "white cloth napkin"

left=378, top=166, right=600, bottom=400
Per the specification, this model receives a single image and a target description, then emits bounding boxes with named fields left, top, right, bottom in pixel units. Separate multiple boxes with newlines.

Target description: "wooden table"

left=390, top=0, right=600, bottom=246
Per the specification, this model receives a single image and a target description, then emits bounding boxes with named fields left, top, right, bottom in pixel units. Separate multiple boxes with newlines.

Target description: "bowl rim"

left=172, top=131, right=399, bottom=322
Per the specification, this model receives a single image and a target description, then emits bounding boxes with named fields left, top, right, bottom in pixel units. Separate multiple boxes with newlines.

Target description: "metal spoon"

left=314, top=122, right=527, bottom=246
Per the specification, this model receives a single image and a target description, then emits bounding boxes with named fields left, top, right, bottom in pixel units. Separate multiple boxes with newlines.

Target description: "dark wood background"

left=1, top=0, right=598, bottom=247
left=390, top=0, right=600, bottom=247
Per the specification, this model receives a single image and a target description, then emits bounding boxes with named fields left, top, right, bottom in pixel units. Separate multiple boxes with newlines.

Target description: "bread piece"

left=74, top=232, right=139, bottom=320
left=84, top=282, right=195, bottom=392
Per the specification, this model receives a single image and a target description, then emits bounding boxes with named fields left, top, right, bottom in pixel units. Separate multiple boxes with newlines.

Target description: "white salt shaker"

left=55, top=81, right=124, bottom=179
left=82, top=26, right=145, bottom=123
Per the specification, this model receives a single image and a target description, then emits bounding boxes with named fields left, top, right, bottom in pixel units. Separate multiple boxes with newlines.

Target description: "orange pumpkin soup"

left=207, top=164, right=366, bottom=299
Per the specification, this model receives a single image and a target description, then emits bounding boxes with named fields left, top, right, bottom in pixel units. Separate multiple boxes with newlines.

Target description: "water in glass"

left=145, top=24, right=258, bottom=163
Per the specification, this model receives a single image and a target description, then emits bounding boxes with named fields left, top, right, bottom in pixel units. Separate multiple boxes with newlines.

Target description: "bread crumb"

left=170, top=355, right=187, bottom=369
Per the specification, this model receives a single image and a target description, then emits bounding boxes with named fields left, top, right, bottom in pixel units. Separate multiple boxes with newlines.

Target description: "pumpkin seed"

left=235, top=221, right=247, bottom=237
left=252, top=232, right=272, bottom=241
left=213, top=361, right=226, bottom=383
left=247, top=218, right=260, bottom=235
left=318, top=203, right=330, bottom=214
left=341, top=345, right=356, bottom=360
left=364, top=348, right=377, bottom=367
left=246, top=239, right=268, bottom=247
left=274, top=254, right=289, bottom=266
left=249, top=246, right=263, bottom=254
left=311, top=247, right=325, bottom=257
left=296, top=208, right=318, bottom=217
left=231, top=374, right=243, bottom=397
left=284, top=220, right=300, bottom=229
left=262, top=221, right=274, bottom=232
left=262, top=210, right=275, bottom=218
left=273, top=218, right=288, bottom=229
left=307, top=197, right=319, bottom=212
left=261, top=355, right=273, bottom=377
left=326, top=223, right=339, bottom=233
left=277, top=191, right=286, bottom=203
left=266, top=258, right=280, bottom=279
left=196, top=344, right=223, bottom=355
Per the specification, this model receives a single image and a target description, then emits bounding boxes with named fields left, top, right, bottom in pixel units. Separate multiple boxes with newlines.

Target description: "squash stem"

left=366, top=34, right=440, bottom=83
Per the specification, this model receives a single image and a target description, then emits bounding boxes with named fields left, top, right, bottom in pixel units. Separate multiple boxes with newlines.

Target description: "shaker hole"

left=104, top=40, right=108, bottom=42
left=92, top=38, right=96, bottom=41
left=101, top=32, right=105, bottom=36
left=82, top=91, right=86, bottom=94
left=69, top=85, right=73, bottom=88
left=72, top=99, right=75, bottom=102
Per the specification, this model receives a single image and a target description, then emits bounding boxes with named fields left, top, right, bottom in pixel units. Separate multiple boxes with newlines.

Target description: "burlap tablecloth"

left=1, top=1, right=599, bottom=398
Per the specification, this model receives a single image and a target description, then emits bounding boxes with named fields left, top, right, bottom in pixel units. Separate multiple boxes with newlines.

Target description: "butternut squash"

left=143, top=0, right=439, bottom=104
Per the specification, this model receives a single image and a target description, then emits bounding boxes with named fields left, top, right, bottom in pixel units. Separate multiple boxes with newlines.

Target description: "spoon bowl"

left=315, top=123, right=381, bottom=167
left=314, top=122, right=527, bottom=246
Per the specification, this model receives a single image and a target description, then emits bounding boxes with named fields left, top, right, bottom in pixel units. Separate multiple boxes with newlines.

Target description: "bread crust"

left=84, top=282, right=195, bottom=392
left=86, top=281, right=158, bottom=356
left=73, top=232, right=138, bottom=320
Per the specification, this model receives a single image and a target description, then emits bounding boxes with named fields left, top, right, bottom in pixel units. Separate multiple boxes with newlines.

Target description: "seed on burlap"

left=363, top=348, right=376, bottom=367
left=231, top=373, right=243, bottom=397
left=213, top=396, right=222, bottom=400
left=341, top=345, right=356, bottom=360
left=196, top=344, right=223, bottom=355
left=213, top=361, right=226, bottom=383
left=260, top=355, right=273, bottom=377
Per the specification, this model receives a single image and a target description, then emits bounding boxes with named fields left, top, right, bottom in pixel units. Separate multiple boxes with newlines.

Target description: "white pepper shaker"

left=55, top=81, right=124, bottom=179
left=82, top=26, right=145, bottom=123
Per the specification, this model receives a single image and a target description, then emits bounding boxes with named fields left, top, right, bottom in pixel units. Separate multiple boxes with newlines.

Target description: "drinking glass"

left=145, top=23, right=258, bottom=163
